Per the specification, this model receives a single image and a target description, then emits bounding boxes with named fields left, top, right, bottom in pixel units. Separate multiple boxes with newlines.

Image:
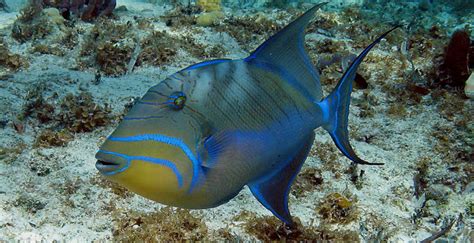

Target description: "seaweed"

left=59, top=177, right=84, bottom=196
left=79, top=20, right=135, bottom=76
left=16, top=0, right=43, bottom=23
left=137, top=31, right=207, bottom=67
left=96, top=41, right=134, bottom=76
left=90, top=174, right=134, bottom=198
left=11, top=1, right=53, bottom=43
left=28, top=155, right=52, bottom=176
left=413, top=157, right=430, bottom=199
left=21, top=86, right=55, bottom=123
left=34, top=129, right=73, bottom=147
left=292, top=167, right=324, bottom=197
left=136, top=31, right=178, bottom=67
left=214, top=227, right=238, bottom=240
left=59, top=92, right=111, bottom=133
left=0, top=143, right=27, bottom=164
left=22, top=90, right=111, bottom=133
left=215, top=13, right=282, bottom=52
left=112, top=207, right=208, bottom=241
left=386, top=103, right=407, bottom=118
left=317, top=192, right=359, bottom=224
left=30, top=44, right=65, bottom=56
left=346, top=163, right=365, bottom=190
left=78, top=19, right=205, bottom=75
left=309, top=142, right=343, bottom=176
left=160, top=4, right=200, bottom=28
left=235, top=211, right=360, bottom=241
left=0, top=39, right=29, bottom=71
left=14, top=194, right=46, bottom=214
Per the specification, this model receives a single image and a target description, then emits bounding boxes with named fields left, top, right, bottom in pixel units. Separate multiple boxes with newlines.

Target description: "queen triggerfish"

left=95, top=3, right=397, bottom=225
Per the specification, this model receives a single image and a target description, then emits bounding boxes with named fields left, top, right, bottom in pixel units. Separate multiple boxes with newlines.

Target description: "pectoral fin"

left=248, top=133, right=314, bottom=226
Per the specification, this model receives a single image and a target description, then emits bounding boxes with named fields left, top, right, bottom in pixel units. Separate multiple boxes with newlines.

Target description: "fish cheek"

left=108, top=159, right=188, bottom=205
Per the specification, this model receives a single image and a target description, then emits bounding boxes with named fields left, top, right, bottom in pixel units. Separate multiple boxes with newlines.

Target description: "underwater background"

left=0, top=0, right=472, bottom=241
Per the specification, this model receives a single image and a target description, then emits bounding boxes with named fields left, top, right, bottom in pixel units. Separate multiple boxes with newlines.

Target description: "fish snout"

left=95, top=151, right=129, bottom=175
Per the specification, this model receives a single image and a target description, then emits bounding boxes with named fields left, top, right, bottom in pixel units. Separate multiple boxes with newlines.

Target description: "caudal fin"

left=318, top=26, right=399, bottom=165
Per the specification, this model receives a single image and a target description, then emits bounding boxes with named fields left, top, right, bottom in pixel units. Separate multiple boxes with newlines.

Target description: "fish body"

left=96, top=4, right=396, bottom=225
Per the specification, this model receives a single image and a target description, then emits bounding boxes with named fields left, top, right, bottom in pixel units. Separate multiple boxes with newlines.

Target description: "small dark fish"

left=95, top=4, right=397, bottom=225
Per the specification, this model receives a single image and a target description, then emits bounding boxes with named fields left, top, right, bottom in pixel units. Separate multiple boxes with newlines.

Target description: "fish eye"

left=169, top=91, right=186, bottom=110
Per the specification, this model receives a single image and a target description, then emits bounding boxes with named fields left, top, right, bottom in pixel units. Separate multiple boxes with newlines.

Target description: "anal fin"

left=248, top=133, right=315, bottom=226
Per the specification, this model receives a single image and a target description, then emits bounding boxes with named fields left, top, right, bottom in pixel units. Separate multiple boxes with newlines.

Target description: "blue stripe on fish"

left=123, top=116, right=164, bottom=121
left=108, top=134, right=200, bottom=193
left=98, top=149, right=183, bottom=187
left=183, top=59, right=232, bottom=71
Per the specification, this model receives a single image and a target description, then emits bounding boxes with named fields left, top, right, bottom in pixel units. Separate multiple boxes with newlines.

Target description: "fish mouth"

left=95, top=151, right=129, bottom=175
left=95, top=160, right=122, bottom=174
left=96, top=159, right=120, bottom=168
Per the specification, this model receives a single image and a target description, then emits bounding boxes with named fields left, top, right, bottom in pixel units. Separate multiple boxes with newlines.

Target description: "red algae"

left=437, top=30, right=470, bottom=87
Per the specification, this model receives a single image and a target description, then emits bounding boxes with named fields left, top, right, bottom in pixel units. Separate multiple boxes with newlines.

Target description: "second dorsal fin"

left=245, top=3, right=326, bottom=102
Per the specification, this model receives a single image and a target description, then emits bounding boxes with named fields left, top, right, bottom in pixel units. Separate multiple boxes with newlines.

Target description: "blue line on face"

left=98, top=150, right=184, bottom=188
left=108, top=134, right=200, bottom=194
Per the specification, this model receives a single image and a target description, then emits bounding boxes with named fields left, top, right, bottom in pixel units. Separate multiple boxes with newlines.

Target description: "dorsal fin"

left=244, top=4, right=326, bottom=102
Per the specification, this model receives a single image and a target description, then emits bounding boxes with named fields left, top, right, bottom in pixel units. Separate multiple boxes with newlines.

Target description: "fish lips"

left=95, top=151, right=129, bottom=175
